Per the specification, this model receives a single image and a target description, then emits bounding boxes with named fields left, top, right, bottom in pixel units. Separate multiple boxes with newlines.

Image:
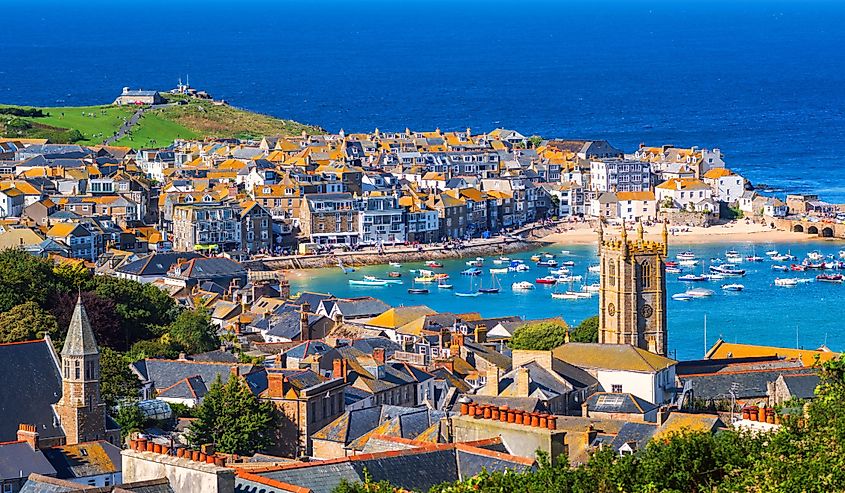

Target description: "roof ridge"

left=0, top=338, right=46, bottom=347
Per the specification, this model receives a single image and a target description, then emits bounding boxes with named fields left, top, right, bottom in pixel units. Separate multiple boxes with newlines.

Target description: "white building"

left=615, top=191, right=658, bottom=222
left=655, top=178, right=714, bottom=212
left=702, top=168, right=745, bottom=204
left=0, top=187, right=24, bottom=217
left=590, top=159, right=652, bottom=193
left=357, top=194, right=406, bottom=245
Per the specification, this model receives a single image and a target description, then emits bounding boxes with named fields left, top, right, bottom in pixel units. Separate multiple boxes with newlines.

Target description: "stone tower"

left=598, top=219, right=668, bottom=356
left=55, top=295, right=108, bottom=444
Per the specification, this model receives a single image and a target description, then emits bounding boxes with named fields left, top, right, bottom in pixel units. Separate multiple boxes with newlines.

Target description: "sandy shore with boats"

left=539, top=220, right=836, bottom=246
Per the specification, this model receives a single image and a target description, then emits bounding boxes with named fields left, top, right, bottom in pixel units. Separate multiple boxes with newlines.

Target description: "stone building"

left=597, top=220, right=668, bottom=356
left=54, top=296, right=120, bottom=445
left=113, top=87, right=163, bottom=105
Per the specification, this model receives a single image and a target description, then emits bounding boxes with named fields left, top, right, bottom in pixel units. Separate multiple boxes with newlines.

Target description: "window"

left=74, top=360, right=80, bottom=379
left=612, top=384, right=623, bottom=393
left=641, top=260, right=652, bottom=288
left=608, top=262, right=616, bottom=286
left=4, top=483, right=13, bottom=493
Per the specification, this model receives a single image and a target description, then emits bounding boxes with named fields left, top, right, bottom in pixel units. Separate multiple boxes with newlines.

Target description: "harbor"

left=288, top=239, right=845, bottom=361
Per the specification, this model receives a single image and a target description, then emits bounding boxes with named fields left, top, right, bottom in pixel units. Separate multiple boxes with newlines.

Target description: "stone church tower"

left=598, top=219, right=668, bottom=356
left=54, top=295, right=111, bottom=444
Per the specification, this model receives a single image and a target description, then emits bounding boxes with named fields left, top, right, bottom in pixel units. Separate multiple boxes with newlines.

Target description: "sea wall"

left=252, top=239, right=541, bottom=271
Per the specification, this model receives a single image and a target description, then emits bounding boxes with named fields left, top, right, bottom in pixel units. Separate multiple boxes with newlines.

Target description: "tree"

left=0, top=301, right=59, bottom=343
left=115, top=401, right=146, bottom=440
left=89, top=276, right=178, bottom=344
left=99, top=347, right=141, bottom=407
left=168, top=308, right=219, bottom=355
left=188, top=375, right=278, bottom=455
left=125, top=339, right=179, bottom=362
left=570, top=315, right=598, bottom=343
left=51, top=291, right=123, bottom=349
left=509, top=320, right=569, bottom=351
left=0, top=249, right=57, bottom=312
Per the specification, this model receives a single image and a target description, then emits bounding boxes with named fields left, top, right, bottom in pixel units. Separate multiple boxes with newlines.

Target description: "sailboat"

left=338, top=259, right=355, bottom=274
left=478, top=272, right=501, bottom=294
left=455, top=275, right=481, bottom=297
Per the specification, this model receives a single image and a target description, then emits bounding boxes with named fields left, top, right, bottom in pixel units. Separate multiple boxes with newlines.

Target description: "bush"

left=509, top=320, right=569, bottom=350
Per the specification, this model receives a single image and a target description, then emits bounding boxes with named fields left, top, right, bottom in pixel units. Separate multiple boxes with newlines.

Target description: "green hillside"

left=0, top=96, right=321, bottom=148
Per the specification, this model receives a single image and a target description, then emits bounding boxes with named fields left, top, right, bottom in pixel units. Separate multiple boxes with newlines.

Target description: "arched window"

left=74, top=360, right=80, bottom=380
left=608, top=262, right=616, bottom=286
left=641, top=260, right=652, bottom=288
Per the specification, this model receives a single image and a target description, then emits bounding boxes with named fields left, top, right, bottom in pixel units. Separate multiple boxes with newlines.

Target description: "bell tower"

left=55, top=295, right=108, bottom=444
left=598, top=219, right=668, bottom=356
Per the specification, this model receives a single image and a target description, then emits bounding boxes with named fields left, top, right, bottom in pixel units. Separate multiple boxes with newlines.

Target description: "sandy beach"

left=538, top=221, right=842, bottom=246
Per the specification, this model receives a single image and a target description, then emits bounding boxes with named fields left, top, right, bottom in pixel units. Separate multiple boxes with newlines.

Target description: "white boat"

left=363, top=276, right=402, bottom=285
left=722, top=283, right=744, bottom=291
left=561, top=260, right=576, bottom=267
left=389, top=262, right=402, bottom=267
left=705, top=273, right=726, bottom=280
left=677, top=251, right=696, bottom=261
left=583, top=283, right=601, bottom=293
left=725, top=250, right=741, bottom=259
left=765, top=250, right=779, bottom=256
left=454, top=291, right=481, bottom=297
left=686, top=288, right=715, bottom=298
left=839, top=250, right=845, bottom=259
left=489, top=268, right=509, bottom=274
left=568, top=290, right=593, bottom=298
left=549, top=268, right=571, bottom=275
left=556, top=275, right=582, bottom=283
left=348, top=279, right=387, bottom=286
left=666, top=267, right=683, bottom=274
left=679, top=274, right=707, bottom=282
left=678, top=260, right=699, bottom=267
left=775, top=278, right=799, bottom=287
left=745, top=256, right=765, bottom=262
left=437, top=282, right=453, bottom=289
left=588, top=265, right=601, bottom=273
left=772, top=265, right=789, bottom=271
left=511, top=281, right=535, bottom=291
left=808, top=251, right=824, bottom=261
left=509, top=264, right=530, bottom=272
left=492, top=259, right=505, bottom=265
left=551, top=292, right=580, bottom=300
left=672, top=293, right=694, bottom=301
left=466, top=260, right=483, bottom=267
left=560, top=250, right=571, bottom=255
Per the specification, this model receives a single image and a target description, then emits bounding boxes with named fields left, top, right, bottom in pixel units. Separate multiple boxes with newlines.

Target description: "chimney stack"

left=372, top=347, right=385, bottom=366
left=332, top=358, right=347, bottom=382
left=300, top=302, right=311, bottom=341
left=474, top=324, right=487, bottom=344
left=481, top=367, right=500, bottom=396
left=17, top=424, right=39, bottom=450
left=515, top=367, right=530, bottom=397
left=267, top=371, right=284, bottom=398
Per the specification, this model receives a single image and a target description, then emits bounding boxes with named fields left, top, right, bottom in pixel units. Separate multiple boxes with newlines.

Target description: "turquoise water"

left=289, top=240, right=845, bottom=360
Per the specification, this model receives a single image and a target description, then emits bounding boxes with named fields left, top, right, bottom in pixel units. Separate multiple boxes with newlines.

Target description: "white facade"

left=655, top=179, right=713, bottom=211
left=703, top=170, right=745, bottom=204
left=590, top=159, right=652, bottom=193
left=592, top=366, right=676, bottom=405
left=0, top=189, right=24, bottom=217
left=615, top=192, right=657, bottom=222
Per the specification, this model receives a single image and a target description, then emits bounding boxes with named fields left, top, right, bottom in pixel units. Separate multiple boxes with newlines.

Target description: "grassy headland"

left=0, top=95, right=321, bottom=148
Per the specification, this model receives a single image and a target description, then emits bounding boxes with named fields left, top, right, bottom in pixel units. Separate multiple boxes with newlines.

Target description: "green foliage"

left=0, top=107, right=46, bottom=117
left=509, top=321, right=569, bottom=351
left=0, top=249, right=58, bottom=312
left=528, top=135, right=543, bottom=148
left=168, top=308, right=219, bottom=354
left=99, top=347, right=141, bottom=407
left=188, top=375, right=278, bottom=455
left=126, top=339, right=179, bottom=362
left=115, top=402, right=146, bottom=440
left=571, top=315, right=598, bottom=343
left=728, top=204, right=744, bottom=219
left=0, top=301, right=59, bottom=343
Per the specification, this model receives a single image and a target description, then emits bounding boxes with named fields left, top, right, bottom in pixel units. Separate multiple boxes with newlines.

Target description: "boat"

left=414, top=276, right=437, bottom=283
left=775, top=278, right=799, bottom=287
left=551, top=292, right=580, bottom=300
left=583, top=283, right=601, bottom=293
left=465, top=260, right=483, bottom=267
left=803, top=262, right=826, bottom=270
left=556, top=275, right=582, bottom=283
left=745, top=256, right=765, bottom=262
left=588, top=265, right=601, bottom=273
left=349, top=279, right=388, bottom=286
left=461, top=267, right=482, bottom=276
left=666, top=267, right=683, bottom=274
left=389, top=262, right=402, bottom=268
left=665, top=261, right=679, bottom=267
left=840, top=250, right=845, bottom=259
left=790, top=264, right=806, bottom=272
left=512, top=281, right=535, bottom=291
left=363, top=276, right=402, bottom=285
left=549, top=268, right=570, bottom=275
left=705, top=273, right=726, bottom=280
left=686, top=288, right=715, bottom=298
left=679, top=274, right=707, bottom=282
left=478, top=272, right=501, bottom=294
left=408, top=288, right=429, bottom=294
left=530, top=255, right=541, bottom=262
left=509, top=263, right=530, bottom=272
left=678, top=259, right=699, bottom=267
left=489, top=267, right=509, bottom=274
left=710, top=265, right=746, bottom=276
left=561, top=260, right=576, bottom=267
left=543, top=253, right=557, bottom=259
left=426, top=261, right=443, bottom=268
left=560, top=250, right=571, bottom=255
left=537, top=259, right=558, bottom=267
left=433, top=273, right=450, bottom=279
left=725, top=250, right=741, bottom=259
left=672, top=293, right=694, bottom=301
left=765, top=250, right=779, bottom=256
left=722, top=283, right=744, bottom=291
left=808, top=251, right=824, bottom=261
left=437, top=280, right=453, bottom=289
left=338, top=259, right=355, bottom=274
left=492, top=259, right=505, bottom=265
left=535, top=276, right=557, bottom=285
left=388, top=271, right=402, bottom=278
left=677, top=251, right=696, bottom=261
left=454, top=291, right=481, bottom=297
left=771, top=265, right=789, bottom=272
left=817, top=273, right=844, bottom=283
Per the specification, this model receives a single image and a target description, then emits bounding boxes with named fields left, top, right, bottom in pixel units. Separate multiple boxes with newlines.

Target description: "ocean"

left=289, top=241, right=844, bottom=361
left=2, top=0, right=845, bottom=198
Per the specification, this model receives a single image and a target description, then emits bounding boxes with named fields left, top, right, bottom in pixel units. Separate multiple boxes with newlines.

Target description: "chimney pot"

left=372, top=347, right=385, bottom=365
left=17, top=424, right=39, bottom=450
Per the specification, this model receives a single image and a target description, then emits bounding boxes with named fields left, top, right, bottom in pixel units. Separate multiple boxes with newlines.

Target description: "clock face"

left=641, top=304, right=654, bottom=318
left=607, top=303, right=616, bottom=317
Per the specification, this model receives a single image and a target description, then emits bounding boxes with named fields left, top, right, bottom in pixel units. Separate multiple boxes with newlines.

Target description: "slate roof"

left=170, top=257, right=246, bottom=280
left=61, top=296, right=99, bottom=357
left=781, top=373, right=820, bottom=400
left=130, top=359, right=255, bottom=394
left=116, top=252, right=202, bottom=277
left=41, top=441, right=121, bottom=479
left=156, top=375, right=208, bottom=400
left=235, top=443, right=534, bottom=493
left=19, top=474, right=79, bottom=493
left=586, top=392, right=658, bottom=415
left=609, top=422, right=657, bottom=452
left=333, top=297, right=390, bottom=319
left=0, top=339, right=64, bottom=442
left=0, top=441, right=56, bottom=480
left=680, top=367, right=817, bottom=401
left=283, top=340, right=332, bottom=360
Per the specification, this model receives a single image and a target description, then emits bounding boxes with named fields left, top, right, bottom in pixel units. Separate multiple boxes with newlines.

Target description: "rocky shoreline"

left=252, top=238, right=545, bottom=271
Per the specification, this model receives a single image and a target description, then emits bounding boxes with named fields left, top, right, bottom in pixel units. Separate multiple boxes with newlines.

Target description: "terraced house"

left=300, top=193, right=360, bottom=245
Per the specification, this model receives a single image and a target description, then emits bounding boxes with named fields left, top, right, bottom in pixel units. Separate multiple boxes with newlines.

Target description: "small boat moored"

left=535, top=276, right=557, bottom=285
left=775, top=278, right=800, bottom=287
left=512, top=281, right=535, bottom=291
left=672, top=293, right=694, bottom=301
left=408, top=288, right=429, bottom=294
left=686, top=288, right=715, bottom=298
left=721, top=283, right=744, bottom=291
left=817, top=273, right=844, bottom=283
